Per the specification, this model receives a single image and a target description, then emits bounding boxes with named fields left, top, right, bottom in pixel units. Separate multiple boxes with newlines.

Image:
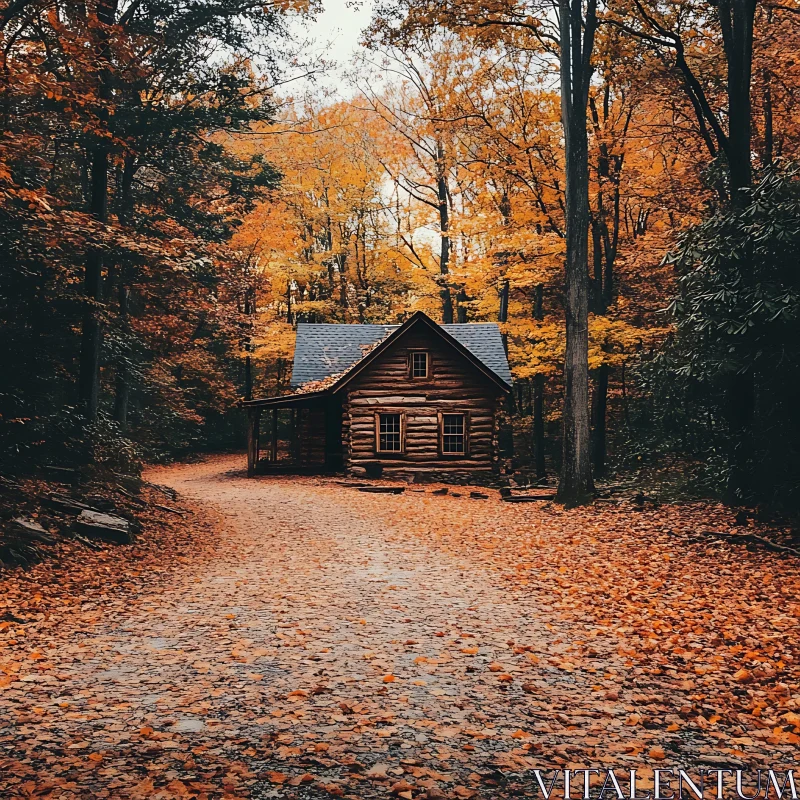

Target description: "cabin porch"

left=241, top=391, right=343, bottom=477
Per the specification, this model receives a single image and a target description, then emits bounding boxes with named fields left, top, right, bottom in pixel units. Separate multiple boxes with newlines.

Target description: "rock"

left=431, top=488, right=448, bottom=495
left=357, top=486, right=405, bottom=494
left=75, top=510, right=132, bottom=544
left=85, top=494, right=116, bottom=512
left=44, top=494, right=93, bottom=515
left=469, top=491, right=489, bottom=499
left=11, top=518, right=56, bottom=544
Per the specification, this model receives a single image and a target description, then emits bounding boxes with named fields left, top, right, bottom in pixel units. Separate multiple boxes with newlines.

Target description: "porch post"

left=246, top=409, right=260, bottom=477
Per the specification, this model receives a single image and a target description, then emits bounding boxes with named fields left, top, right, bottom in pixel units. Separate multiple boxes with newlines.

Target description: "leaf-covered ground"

left=1, top=455, right=799, bottom=800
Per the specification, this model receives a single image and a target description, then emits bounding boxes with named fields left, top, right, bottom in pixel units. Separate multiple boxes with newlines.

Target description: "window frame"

left=374, top=411, right=406, bottom=455
left=438, top=411, right=470, bottom=457
left=408, top=350, right=430, bottom=380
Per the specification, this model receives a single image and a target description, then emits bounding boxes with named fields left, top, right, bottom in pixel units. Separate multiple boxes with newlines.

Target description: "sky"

left=287, top=0, right=376, bottom=97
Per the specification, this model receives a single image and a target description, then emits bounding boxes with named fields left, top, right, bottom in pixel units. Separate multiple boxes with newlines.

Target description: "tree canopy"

left=1, top=0, right=799, bottom=508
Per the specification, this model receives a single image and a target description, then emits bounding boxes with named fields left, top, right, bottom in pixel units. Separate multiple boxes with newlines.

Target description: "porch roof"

left=239, top=389, right=330, bottom=409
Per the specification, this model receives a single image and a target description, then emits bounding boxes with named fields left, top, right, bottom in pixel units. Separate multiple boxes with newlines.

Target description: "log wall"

left=342, top=329, right=505, bottom=481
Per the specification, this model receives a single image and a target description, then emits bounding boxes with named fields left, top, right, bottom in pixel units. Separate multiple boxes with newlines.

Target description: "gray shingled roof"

left=290, top=321, right=512, bottom=389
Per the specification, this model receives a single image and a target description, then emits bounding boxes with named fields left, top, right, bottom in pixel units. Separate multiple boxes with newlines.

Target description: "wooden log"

left=502, top=495, right=554, bottom=502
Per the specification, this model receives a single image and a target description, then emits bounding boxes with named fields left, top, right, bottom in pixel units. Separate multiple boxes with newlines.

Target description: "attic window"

left=411, top=351, right=428, bottom=379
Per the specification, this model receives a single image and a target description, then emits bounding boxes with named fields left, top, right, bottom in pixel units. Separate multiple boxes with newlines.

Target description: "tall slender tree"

left=555, top=0, right=598, bottom=504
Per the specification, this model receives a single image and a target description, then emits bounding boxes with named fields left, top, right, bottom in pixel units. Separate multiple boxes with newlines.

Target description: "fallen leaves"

left=1, top=456, right=799, bottom=799
left=733, top=668, right=753, bottom=683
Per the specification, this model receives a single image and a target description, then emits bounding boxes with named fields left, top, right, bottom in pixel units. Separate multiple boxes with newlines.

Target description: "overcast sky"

left=287, top=0, right=375, bottom=98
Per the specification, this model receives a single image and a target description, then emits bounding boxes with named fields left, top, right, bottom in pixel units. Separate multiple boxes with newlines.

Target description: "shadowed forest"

left=1, top=0, right=800, bottom=508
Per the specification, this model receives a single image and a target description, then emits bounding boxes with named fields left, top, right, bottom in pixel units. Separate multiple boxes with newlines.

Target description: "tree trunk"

left=498, top=278, right=509, bottom=323
left=243, top=281, right=255, bottom=401
left=436, top=140, right=453, bottom=324
left=556, top=0, right=597, bottom=506
left=440, top=291, right=453, bottom=324
left=718, top=0, right=757, bottom=499
left=591, top=218, right=603, bottom=312
left=79, top=251, right=103, bottom=420
left=244, top=356, right=253, bottom=402
left=113, top=154, right=135, bottom=429
left=591, top=364, right=609, bottom=478
left=532, top=283, right=546, bottom=478
left=78, top=0, right=118, bottom=421
left=762, top=67, right=773, bottom=167
left=113, top=283, right=130, bottom=428
left=534, top=374, right=546, bottom=479
left=718, top=0, right=756, bottom=202
left=456, top=288, right=468, bottom=323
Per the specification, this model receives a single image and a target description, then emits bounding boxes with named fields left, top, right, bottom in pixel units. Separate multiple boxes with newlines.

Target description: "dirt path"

left=1, top=456, right=798, bottom=799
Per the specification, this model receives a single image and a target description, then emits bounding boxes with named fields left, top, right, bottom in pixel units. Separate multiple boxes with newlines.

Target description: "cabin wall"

left=342, top=329, right=505, bottom=482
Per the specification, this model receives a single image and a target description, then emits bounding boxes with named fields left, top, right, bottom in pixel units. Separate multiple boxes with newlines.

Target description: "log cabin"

left=241, top=311, right=512, bottom=482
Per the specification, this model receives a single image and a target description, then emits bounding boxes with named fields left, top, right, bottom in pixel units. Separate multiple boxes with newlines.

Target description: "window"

left=441, top=413, right=466, bottom=454
left=411, top=351, right=428, bottom=378
left=377, top=413, right=403, bottom=452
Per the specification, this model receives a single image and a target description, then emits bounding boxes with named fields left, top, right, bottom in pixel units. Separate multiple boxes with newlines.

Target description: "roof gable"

left=290, top=313, right=512, bottom=393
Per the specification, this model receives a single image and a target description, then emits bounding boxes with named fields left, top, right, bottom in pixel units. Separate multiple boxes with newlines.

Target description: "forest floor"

left=1, top=455, right=799, bottom=800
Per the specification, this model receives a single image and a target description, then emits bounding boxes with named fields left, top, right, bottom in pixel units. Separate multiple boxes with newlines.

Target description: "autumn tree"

left=0, top=0, right=304, bottom=469
left=354, top=32, right=476, bottom=324
left=608, top=0, right=800, bottom=499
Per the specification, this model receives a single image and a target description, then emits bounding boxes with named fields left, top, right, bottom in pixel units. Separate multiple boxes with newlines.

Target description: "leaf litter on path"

left=1, top=455, right=798, bottom=799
